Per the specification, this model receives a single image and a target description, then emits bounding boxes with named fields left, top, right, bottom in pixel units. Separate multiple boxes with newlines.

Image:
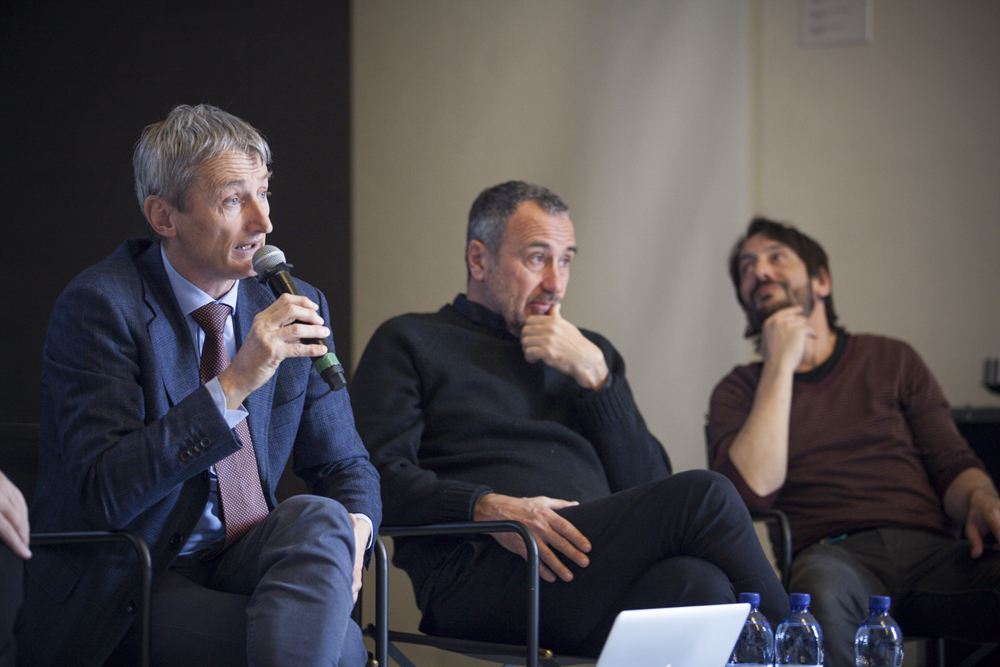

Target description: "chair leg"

left=953, top=641, right=998, bottom=667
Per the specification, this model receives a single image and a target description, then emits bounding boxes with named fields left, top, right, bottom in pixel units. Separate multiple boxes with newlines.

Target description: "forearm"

left=59, top=387, right=238, bottom=529
left=578, top=371, right=671, bottom=488
left=725, top=359, right=796, bottom=497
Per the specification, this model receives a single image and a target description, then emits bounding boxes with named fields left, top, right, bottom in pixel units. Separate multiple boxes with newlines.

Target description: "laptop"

left=594, top=603, right=750, bottom=667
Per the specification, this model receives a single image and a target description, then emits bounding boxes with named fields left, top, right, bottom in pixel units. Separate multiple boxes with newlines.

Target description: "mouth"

left=527, top=299, right=557, bottom=315
left=752, top=281, right=784, bottom=304
left=235, top=240, right=262, bottom=253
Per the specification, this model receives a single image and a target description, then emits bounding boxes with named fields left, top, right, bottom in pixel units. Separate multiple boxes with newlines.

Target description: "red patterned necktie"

left=191, top=302, right=269, bottom=547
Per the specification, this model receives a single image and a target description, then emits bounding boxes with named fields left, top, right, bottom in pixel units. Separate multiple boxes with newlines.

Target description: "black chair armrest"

left=750, top=509, right=792, bottom=589
left=30, top=531, right=152, bottom=667
left=373, top=521, right=541, bottom=667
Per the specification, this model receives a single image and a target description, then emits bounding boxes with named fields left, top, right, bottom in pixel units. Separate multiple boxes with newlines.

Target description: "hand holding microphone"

left=252, top=245, right=347, bottom=391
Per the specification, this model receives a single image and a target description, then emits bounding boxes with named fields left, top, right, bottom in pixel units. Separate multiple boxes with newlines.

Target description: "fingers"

left=475, top=494, right=591, bottom=582
left=0, top=472, right=31, bottom=559
left=351, top=515, right=369, bottom=603
left=968, top=520, right=985, bottom=559
left=966, top=496, right=1000, bottom=559
left=520, top=313, right=608, bottom=389
left=221, top=294, right=332, bottom=403
left=761, top=307, right=811, bottom=367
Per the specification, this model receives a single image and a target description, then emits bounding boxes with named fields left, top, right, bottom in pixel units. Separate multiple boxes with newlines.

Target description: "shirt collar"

left=161, top=245, right=239, bottom=315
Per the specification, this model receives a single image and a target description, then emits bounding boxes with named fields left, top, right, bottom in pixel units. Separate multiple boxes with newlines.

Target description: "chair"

left=749, top=508, right=792, bottom=589
left=1, top=422, right=152, bottom=667
left=364, top=521, right=592, bottom=667
left=701, top=424, right=793, bottom=588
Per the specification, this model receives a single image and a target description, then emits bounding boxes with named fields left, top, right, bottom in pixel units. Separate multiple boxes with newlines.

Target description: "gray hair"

left=466, top=181, right=569, bottom=263
left=133, top=104, right=272, bottom=212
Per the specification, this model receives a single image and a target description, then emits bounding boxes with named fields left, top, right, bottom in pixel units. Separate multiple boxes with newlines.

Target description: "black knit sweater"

left=350, top=295, right=670, bottom=597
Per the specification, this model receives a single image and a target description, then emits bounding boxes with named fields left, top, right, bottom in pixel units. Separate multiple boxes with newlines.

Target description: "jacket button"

left=169, top=534, right=182, bottom=547
left=179, top=451, right=191, bottom=462
left=200, top=437, right=211, bottom=447
left=125, top=599, right=137, bottom=613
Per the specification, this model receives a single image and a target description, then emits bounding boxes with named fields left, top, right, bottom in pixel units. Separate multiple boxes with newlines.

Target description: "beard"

left=744, top=280, right=816, bottom=337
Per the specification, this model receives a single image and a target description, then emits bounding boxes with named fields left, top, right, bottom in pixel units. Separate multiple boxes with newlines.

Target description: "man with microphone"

left=350, top=181, right=788, bottom=658
left=16, top=104, right=380, bottom=667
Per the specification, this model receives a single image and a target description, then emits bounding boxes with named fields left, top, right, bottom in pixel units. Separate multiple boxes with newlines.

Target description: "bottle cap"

left=868, top=595, right=891, bottom=610
left=789, top=592, right=811, bottom=606
left=738, top=592, right=760, bottom=605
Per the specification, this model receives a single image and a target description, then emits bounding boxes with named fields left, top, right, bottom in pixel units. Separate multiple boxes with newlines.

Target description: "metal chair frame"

left=367, top=521, right=593, bottom=667
left=4, top=423, right=152, bottom=667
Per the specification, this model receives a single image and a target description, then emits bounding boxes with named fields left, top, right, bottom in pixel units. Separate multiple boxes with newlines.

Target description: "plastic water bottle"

left=855, top=596, right=903, bottom=667
left=727, top=592, right=775, bottom=666
left=775, top=592, right=823, bottom=666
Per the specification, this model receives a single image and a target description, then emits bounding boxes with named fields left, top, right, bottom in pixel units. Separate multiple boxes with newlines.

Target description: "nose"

left=541, top=261, right=566, bottom=296
left=754, top=257, right=775, bottom=281
left=245, top=196, right=273, bottom=234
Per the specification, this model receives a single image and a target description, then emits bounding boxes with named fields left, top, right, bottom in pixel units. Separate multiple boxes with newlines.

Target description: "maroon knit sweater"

left=708, top=333, right=984, bottom=554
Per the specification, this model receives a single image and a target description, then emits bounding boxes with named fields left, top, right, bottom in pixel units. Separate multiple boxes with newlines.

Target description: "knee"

left=645, top=557, right=735, bottom=607
left=274, top=494, right=350, bottom=522
left=789, top=551, right=871, bottom=622
left=661, top=470, right=747, bottom=520
left=269, top=495, right=354, bottom=546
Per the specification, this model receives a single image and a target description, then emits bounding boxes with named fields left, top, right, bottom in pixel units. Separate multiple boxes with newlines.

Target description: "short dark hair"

left=466, top=181, right=569, bottom=274
left=728, top=216, right=840, bottom=333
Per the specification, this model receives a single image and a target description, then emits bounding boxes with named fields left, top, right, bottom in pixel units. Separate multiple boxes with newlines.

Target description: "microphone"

left=252, top=244, right=347, bottom=391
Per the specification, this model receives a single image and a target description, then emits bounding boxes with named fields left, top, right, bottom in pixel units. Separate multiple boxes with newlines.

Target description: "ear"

left=812, top=267, right=832, bottom=298
left=467, top=240, right=490, bottom=283
left=144, top=195, right=177, bottom=239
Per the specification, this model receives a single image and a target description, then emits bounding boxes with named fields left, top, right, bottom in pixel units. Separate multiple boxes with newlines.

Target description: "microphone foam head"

left=252, top=245, right=286, bottom=276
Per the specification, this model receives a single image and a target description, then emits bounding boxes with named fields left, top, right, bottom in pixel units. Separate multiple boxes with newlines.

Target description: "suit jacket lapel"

left=133, top=240, right=200, bottom=409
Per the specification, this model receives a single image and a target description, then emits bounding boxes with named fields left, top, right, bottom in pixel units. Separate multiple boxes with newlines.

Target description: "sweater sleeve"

left=574, top=332, right=672, bottom=492
left=897, top=342, right=986, bottom=498
left=349, top=317, right=493, bottom=526
left=706, top=365, right=779, bottom=513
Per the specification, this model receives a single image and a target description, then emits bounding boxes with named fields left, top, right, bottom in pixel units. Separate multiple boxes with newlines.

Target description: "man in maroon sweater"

left=708, top=216, right=1000, bottom=667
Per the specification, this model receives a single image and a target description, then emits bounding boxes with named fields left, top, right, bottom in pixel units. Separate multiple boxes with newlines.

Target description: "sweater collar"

left=796, top=329, right=850, bottom=384
left=452, top=294, right=517, bottom=339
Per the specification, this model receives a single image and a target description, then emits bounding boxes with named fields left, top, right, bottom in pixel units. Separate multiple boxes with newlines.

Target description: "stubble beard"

left=745, top=280, right=816, bottom=337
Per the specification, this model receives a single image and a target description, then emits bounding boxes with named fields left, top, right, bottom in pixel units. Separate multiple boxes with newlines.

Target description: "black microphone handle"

left=263, top=267, right=347, bottom=391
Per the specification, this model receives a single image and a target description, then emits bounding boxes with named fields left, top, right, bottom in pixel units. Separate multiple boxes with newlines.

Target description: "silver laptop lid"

left=594, top=603, right=750, bottom=667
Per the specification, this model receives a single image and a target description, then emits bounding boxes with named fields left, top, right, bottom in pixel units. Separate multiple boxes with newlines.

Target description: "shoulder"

left=711, top=361, right=763, bottom=401
left=54, top=240, right=151, bottom=310
left=362, top=308, right=456, bottom=353
left=846, top=333, right=923, bottom=365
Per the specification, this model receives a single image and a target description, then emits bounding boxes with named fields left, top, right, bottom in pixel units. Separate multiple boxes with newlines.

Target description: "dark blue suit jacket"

left=18, top=238, right=381, bottom=666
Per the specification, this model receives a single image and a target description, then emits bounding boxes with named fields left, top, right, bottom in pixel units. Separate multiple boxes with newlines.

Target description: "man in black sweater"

left=350, top=181, right=788, bottom=657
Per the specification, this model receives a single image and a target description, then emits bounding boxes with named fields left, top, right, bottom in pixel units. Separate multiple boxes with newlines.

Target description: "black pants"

left=420, top=470, right=789, bottom=657
left=0, top=544, right=23, bottom=667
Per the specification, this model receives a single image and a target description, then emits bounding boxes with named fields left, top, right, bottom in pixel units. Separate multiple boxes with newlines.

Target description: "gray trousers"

left=146, top=495, right=365, bottom=667
left=789, top=526, right=1000, bottom=667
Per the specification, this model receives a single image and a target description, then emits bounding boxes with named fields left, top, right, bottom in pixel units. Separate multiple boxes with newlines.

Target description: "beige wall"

left=352, top=0, right=999, bottom=663
left=755, top=0, right=1000, bottom=409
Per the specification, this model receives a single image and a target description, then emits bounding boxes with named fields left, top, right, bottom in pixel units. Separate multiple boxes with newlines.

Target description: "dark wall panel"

left=1, top=2, right=352, bottom=423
